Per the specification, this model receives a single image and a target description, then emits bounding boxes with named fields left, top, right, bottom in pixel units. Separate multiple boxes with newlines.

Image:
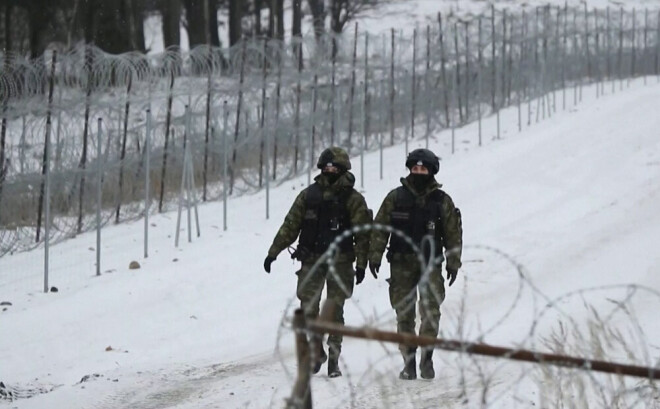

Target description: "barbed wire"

left=272, top=224, right=660, bottom=408
left=1, top=7, right=659, bottom=263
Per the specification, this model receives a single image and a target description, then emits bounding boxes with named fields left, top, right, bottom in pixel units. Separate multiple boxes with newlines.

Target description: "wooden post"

left=306, top=318, right=660, bottom=381
left=287, top=309, right=312, bottom=409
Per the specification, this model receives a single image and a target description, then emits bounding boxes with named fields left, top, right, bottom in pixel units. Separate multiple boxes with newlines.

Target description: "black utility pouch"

left=291, top=246, right=311, bottom=262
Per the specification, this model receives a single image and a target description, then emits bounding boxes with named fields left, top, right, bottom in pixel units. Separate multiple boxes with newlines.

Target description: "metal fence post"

left=222, top=101, right=228, bottom=232
left=265, top=97, right=270, bottom=220
left=144, top=110, right=151, bottom=258
left=44, top=115, right=51, bottom=293
left=96, top=118, right=103, bottom=276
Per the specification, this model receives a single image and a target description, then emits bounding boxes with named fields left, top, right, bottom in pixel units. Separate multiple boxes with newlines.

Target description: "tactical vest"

left=298, top=183, right=354, bottom=255
left=389, top=186, right=445, bottom=255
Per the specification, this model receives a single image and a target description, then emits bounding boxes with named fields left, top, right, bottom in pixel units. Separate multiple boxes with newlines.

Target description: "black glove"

left=446, top=268, right=458, bottom=287
left=368, top=261, right=380, bottom=278
left=264, top=256, right=276, bottom=273
left=355, top=267, right=366, bottom=285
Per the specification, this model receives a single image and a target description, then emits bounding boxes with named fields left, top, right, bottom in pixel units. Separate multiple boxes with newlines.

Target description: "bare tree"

left=276, top=0, right=284, bottom=40
left=307, top=0, right=325, bottom=41
left=162, top=0, right=182, bottom=49
left=292, top=0, right=302, bottom=59
left=182, top=0, right=209, bottom=47
left=128, top=0, right=146, bottom=52
left=228, top=0, right=242, bottom=46
left=330, top=0, right=370, bottom=35
left=2, top=1, right=13, bottom=54
left=23, top=0, right=59, bottom=58
left=254, top=0, right=262, bottom=37
left=208, top=0, right=220, bottom=47
left=94, top=0, right=134, bottom=54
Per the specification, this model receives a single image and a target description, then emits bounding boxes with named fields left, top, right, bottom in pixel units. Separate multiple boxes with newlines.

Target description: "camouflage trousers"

left=388, top=256, right=446, bottom=356
left=296, top=259, right=355, bottom=359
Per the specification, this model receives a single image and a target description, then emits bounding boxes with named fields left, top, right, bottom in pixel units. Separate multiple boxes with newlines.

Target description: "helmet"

left=405, top=148, right=439, bottom=175
left=317, top=147, right=352, bottom=171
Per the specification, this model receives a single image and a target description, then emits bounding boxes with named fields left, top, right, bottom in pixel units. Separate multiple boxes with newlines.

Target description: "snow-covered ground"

left=2, top=72, right=660, bottom=408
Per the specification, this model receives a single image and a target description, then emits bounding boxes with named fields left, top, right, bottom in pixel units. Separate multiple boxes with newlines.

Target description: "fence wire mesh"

left=0, top=6, right=659, bottom=262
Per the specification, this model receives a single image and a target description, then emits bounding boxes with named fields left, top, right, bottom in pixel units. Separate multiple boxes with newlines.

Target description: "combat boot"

left=312, top=343, right=327, bottom=374
left=420, top=349, right=435, bottom=379
left=327, top=357, right=342, bottom=378
left=399, top=348, right=417, bottom=380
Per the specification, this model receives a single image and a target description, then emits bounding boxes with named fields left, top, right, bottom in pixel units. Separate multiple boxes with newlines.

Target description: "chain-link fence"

left=1, top=6, right=659, bottom=285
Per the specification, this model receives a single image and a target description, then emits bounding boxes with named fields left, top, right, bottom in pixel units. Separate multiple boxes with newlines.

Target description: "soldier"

left=263, top=147, right=372, bottom=378
left=368, top=148, right=462, bottom=380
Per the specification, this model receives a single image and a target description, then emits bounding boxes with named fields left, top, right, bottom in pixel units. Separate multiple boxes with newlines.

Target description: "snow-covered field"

left=2, top=72, right=660, bottom=408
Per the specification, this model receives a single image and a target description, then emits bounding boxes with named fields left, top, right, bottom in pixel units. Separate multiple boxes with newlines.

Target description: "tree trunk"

left=27, top=3, right=51, bottom=59
left=208, top=0, right=220, bottom=46
left=228, top=0, right=242, bottom=46
left=330, top=0, right=342, bottom=34
left=3, top=2, right=12, bottom=54
left=254, top=0, right=262, bottom=37
left=267, top=0, right=275, bottom=39
left=276, top=0, right=284, bottom=40
left=183, top=0, right=208, bottom=48
left=292, top=0, right=302, bottom=62
left=292, top=0, right=301, bottom=38
left=162, top=0, right=182, bottom=49
left=95, top=0, right=133, bottom=54
left=307, top=0, right=325, bottom=41
left=81, top=0, right=96, bottom=44
left=128, top=0, right=146, bottom=52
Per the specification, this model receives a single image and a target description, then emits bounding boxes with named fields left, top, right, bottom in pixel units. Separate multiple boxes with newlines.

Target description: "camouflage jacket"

left=369, top=175, right=463, bottom=272
left=267, top=172, right=372, bottom=269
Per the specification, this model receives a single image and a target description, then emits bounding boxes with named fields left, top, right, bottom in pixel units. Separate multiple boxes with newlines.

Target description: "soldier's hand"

left=355, top=267, right=366, bottom=285
left=446, top=268, right=458, bottom=287
left=264, top=256, right=276, bottom=273
left=368, top=261, right=380, bottom=279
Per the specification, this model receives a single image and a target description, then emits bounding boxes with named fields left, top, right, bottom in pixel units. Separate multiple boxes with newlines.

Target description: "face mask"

left=409, top=173, right=432, bottom=190
left=323, top=171, right=342, bottom=185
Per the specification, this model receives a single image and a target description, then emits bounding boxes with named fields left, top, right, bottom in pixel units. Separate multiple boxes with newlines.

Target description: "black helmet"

left=405, top=148, right=439, bottom=175
left=317, top=147, right=352, bottom=171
